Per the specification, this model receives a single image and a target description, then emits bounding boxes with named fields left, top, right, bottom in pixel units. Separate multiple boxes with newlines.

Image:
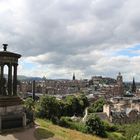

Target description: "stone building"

left=90, top=73, right=124, bottom=97
left=103, top=97, right=140, bottom=124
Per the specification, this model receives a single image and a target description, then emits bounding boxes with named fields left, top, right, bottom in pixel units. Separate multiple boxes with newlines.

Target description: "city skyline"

left=0, top=0, right=140, bottom=81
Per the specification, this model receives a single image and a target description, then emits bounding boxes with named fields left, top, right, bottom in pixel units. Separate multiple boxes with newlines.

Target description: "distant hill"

left=3, top=74, right=42, bottom=81
left=17, top=75, right=42, bottom=81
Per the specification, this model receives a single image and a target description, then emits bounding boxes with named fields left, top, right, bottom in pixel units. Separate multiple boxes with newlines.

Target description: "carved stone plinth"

left=0, top=103, right=26, bottom=132
left=0, top=96, right=23, bottom=107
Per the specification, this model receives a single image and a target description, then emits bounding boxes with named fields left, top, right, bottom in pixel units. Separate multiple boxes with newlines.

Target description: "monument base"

left=0, top=96, right=26, bottom=132
left=0, top=96, right=23, bottom=107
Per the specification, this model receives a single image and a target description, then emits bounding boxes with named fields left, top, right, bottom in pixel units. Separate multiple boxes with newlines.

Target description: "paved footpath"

left=0, top=127, right=36, bottom=140
left=0, top=127, right=60, bottom=140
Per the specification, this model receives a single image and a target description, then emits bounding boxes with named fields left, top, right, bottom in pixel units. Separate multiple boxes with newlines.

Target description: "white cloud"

left=0, top=0, right=140, bottom=81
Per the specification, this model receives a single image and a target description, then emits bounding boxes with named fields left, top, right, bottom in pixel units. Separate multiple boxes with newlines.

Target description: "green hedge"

left=59, top=116, right=87, bottom=133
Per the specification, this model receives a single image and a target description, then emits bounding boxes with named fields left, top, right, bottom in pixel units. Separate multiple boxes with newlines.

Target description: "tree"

left=36, top=95, right=61, bottom=120
left=86, top=114, right=106, bottom=137
left=64, top=95, right=89, bottom=116
left=78, top=94, right=89, bottom=109
left=64, top=95, right=80, bottom=116
left=88, top=98, right=105, bottom=113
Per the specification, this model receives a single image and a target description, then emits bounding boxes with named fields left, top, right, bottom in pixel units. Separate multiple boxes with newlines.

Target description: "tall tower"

left=117, top=72, right=123, bottom=85
left=72, top=73, right=75, bottom=81
left=117, top=72, right=124, bottom=96
left=131, top=77, right=136, bottom=93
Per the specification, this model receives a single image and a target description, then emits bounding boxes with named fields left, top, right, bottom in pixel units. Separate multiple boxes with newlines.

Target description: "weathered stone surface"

left=0, top=45, right=26, bottom=131
left=0, top=45, right=21, bottom=96
left=0, top=96, right=23, bottom=107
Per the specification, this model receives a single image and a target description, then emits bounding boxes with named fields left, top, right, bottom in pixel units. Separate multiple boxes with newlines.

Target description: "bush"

left=131, top=133, right=140, bottom=140
left=24, top=97, right=35, bottom=110
left=59, top=116, right=87, bottom=133
left=69, top=122, right=87, bottom=133
left=103, top=121, right=118, bottom=132
left=107, top=132, right=126, bottom=140
left=24, top=98, right=35, bottom=124
left=86, top=114, right=106, bottom=137
left=118, top=121, right=140, bottom=139
left=59, top=117, right=72, bottom=128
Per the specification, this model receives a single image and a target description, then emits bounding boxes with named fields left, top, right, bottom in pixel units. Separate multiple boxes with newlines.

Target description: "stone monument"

left=0, top=44, right=26, bottom=131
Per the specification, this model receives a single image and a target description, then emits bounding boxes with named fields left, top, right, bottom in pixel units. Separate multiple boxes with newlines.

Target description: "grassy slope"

left=117, top=121, right=140, bottom=139
left=35, top=119, right=108, bottom=140
left=107, top=132, right=126, bottom=140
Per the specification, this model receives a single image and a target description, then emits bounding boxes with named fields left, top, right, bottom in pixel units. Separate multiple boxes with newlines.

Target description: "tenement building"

left=103, top=97, right=140, bottom=124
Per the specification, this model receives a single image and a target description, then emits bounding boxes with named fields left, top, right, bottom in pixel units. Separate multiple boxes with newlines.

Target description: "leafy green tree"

left=64, top=95, right=80, bottom=116
left=36, top=95, right=61, bottom=120
left=36, top=94, right=89, bottom=121
left=86, top=114, right=106, bottom=137
left=63, top=95, right=89, bottom=116
left=78, top=94, right=89, bottom=109
left=88, top=98, right=105, bottom=113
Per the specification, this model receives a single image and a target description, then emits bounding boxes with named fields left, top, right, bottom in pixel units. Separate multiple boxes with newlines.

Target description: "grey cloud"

left=0, top=0, right=140, bottom=80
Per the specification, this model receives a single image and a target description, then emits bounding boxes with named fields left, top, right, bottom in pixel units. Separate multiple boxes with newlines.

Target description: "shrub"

left=86, top=114, right=106, bottom=137
left=59, top=117, right=72, bottom=128
left=118, top=121, right=140, bottom=139
left=59, top=116, right=87, bottom=133
left=103, top=121, right=118, bottom=132
left=24, top=98, right=35, bottom=124
left=24, top=97, right=35, bottom=110
left=107, top=132, right=126, bottom=140
left=69, top=122, right=87, bottom=133
left=131, top=133, right=140, bottom=140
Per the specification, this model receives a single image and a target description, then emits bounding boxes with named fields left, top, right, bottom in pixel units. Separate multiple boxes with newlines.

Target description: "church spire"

left=132, top=77, right=136, bottom=93
left=72, top=73, right=75, bottom=80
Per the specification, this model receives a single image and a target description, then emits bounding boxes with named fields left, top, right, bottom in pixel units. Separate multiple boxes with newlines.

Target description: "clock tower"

left=117, top=72, right=124, bottom=96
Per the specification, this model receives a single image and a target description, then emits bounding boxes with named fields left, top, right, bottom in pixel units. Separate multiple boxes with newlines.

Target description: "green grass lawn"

left=117, top=121, right=140, bottom=140
left=35, top=119, right=108, bottom=140
left=107, top=132, right=126, bottom=140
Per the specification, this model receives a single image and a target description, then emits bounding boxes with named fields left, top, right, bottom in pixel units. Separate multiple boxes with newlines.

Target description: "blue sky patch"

left=19, top=61, right=37, bottom=70
left=115, top=45, right=140, bottom=57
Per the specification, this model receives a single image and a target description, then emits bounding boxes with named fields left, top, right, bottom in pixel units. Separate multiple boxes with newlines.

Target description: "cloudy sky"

left=0, top=0, right=140, bottom=81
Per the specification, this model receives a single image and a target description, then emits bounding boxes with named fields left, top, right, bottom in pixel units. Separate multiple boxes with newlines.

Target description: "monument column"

left=0, top=65, right=4, bottom=95
left=13, top=64, right=17, bottom=96
left=8, top=64, right=12, bottom=96
left=0, top=65, right=4, bottom=79
left=22, top=112, right=26, bottom=127
left=0, top=116, right=1, bottom=132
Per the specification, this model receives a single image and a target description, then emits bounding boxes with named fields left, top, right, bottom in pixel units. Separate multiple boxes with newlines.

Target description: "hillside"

left=35, top=119, right=107, bottom=140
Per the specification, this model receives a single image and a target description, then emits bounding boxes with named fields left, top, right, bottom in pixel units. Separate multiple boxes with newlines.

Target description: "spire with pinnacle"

left=72, top=73, right=75, bottom=80
left=131, top=77, right=136, bottom=93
